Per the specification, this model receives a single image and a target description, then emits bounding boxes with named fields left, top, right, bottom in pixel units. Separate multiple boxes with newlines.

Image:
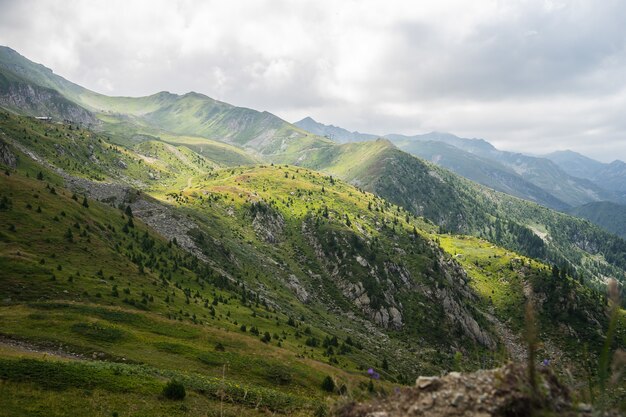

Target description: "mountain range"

left=0, top=46, right=624, bottom=416
left=295, top=117, right=626, bottom=237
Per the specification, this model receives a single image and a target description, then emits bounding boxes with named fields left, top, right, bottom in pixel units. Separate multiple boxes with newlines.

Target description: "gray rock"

left=0, top=138, right=17, bottom=168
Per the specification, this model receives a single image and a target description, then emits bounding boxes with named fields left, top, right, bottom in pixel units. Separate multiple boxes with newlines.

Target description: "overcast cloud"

left=1, top=0, right=626, bottom=161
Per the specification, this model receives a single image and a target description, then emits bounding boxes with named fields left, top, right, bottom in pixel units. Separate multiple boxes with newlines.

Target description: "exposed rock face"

left=0, top=137, right=17, bottom=168
left=335, top=363, right=596, bottom=417
left=65, top=177, right=208, bottom=263
left=248, top=201, right=285, bottom=243
left=0, top=80, right=97, bottom=126
left=299, top=217, right=497, bottom=343
left=338, top=280, right=405, bottom=329
left=286, top=274, right=309, bottom=303
left=439, top=287, right=494, bottom=349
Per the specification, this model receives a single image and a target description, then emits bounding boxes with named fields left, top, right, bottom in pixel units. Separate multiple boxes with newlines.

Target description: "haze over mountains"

left=0, top=45, right=624, bottom=415
left=295, top=116, right=626, bottom=233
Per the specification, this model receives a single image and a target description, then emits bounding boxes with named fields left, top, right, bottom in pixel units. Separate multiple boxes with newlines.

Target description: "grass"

left=0, top=112, right=624, bottom=415
left=0, top=160, right=400, bottom=414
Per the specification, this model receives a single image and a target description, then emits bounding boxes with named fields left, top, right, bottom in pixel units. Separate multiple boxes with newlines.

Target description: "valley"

left=0, top=45, right=624, bottom=416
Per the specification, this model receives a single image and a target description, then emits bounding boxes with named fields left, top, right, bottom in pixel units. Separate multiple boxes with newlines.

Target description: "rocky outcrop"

left=286, top=274, right=310, bottom=303
left=335, top=363, right=598, bottom=417
left=0, top=137, right=16, bottom=168
left=0, top=78, right=97, bottom=126
left=248, top=201, right=285, bottom=243
left=337, top=280, right=404, bottom=329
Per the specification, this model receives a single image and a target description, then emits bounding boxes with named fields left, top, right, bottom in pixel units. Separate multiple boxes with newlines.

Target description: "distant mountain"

left=568, top=201, right=626, bottom=240
left=294, top=117, right=379, bottom=143
left=387, top=131, right=497, bottom=155
left=0, top=46, right=310, bottom=156
left=294, top=117, right=624, bottom=208
left=395, top=140, right=570, bottom=210
left=545, top=150, right=606, bottom=179
left=386, top=132, right=622, bottom=207
left=3, top=46, right=626, bottom=287
left=546, top=150, right=626, bottom=194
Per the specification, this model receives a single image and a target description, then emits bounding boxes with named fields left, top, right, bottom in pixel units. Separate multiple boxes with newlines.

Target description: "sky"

left=1, top=0, right=626, bottom=161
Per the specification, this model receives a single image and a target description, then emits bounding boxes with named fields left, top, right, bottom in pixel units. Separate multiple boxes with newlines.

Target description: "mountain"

left=547, top=149, right=626, bottom=194
left=294, top=117, right=624, bottom=208
left=387, top=140, right=570, bottom=210
left=387, top=132, right=622, bottom=208
left=0, top=46, right=309, bottom=157
left=568, top=201, right=626, bottom=240
left=3, top=46, right=626, bottom=288
left=294, top=116, right=379, bottom=143
left=387, top=131, right=497, bottom=155
left=269, top=132, right=626, bottom=288
left=545, top=150, right=606, bottom=180
left=0, top=47, right=624, bottom=415
left=0, top=63, right=96, bottom=125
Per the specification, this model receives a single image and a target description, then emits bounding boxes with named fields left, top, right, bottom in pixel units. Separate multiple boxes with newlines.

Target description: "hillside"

left=2, top=47, right=626, bottom=288
left=293, top=117, right=623, bottom=208
left=389, top=140, right=570, bottom=210
left=2, top=109, right=620, bottom=388
left=547, top=150, right=626, bottom=194
left=0, top=46, right=312, bottom=157
left=267, top=134, right=626, bottom=287
left=568, top=201, right=626, bottom=240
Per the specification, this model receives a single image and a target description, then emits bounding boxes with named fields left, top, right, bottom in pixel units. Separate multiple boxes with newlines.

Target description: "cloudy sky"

left=1, top=0, right=626, bottom=161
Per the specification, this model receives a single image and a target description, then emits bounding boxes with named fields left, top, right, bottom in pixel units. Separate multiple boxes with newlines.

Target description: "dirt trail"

left=0, top=335, right=85, bottom=360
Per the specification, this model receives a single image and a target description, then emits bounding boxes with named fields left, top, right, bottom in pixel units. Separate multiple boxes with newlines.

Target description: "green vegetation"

left=0, top=45, right=624, bottom=416
left=568, top=201, right=626, bottom=240
left=162, top=379, right=186, bottom=400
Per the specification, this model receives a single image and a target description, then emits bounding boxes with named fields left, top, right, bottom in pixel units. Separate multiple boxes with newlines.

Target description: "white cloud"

left=1, top=0, right=626, bottom=161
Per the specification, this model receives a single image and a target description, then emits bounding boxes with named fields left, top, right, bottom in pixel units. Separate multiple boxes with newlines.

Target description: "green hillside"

left=0, top=150, right=388, bottom=416
left=2, top=43, right=626, bottom=288
left=0, top=46, right=310, bottom=158
left=392, top=140, right=570, bottom=210
left=568, top=201, right=626, bottom=240
left=268, top=135, right=626, bottom=289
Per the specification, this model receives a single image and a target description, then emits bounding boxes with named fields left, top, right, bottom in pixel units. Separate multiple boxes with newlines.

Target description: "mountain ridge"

left=294, top=116, right=626, bottom=208
left=2, top=48, right=626, bottom=289
left=0, top=45, right=624, bottom=415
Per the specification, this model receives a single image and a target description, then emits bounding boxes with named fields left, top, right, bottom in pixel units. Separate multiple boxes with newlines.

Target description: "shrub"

left=266, top=364, right=292, bottom=385
left=162, top=378, right=186, bottom=400
left=321, top=375, right=335, bottom=393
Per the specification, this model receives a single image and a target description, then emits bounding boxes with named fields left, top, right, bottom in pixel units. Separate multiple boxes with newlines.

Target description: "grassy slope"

left=0, top=113, right=623, bottom=414
left=568, top=201, right=626, bottom=240
left=0, top=160, right=391, bottom=416
left=394, top=140, right=570, bottom=211
left=92, top=114, right=259, bottom=168
left=270, top=136, right=626, bottom=288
